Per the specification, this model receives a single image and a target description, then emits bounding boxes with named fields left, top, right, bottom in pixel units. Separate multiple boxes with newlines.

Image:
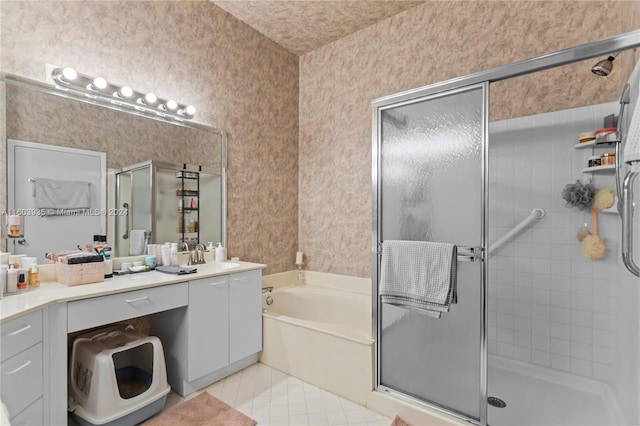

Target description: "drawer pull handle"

left=125, top=296, right=149, bottom=303
left=233, top=277, right=248, bottom=282
left=6, top=324, right=32, bottom=337
left=4, top=360, right=32, bottom=375
left=210, top=282, right=226, bottom=286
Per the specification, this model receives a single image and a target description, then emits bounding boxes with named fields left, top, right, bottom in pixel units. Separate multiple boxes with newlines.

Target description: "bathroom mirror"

left=1, top=73, right=227, bottom=261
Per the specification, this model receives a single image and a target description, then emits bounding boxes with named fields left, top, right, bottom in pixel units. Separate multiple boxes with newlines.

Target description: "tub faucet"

left=262, top=286, right=273, bottom=294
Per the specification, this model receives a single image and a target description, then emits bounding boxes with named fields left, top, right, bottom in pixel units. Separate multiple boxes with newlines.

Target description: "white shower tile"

left=551, top=260, right=571, bottom=276
left=592, top=330, right=615, bottom=348
left=571, top=310, right=593, bottom=327
left=551, top=353, right=572, bottom=372
left=592, top=346, right=614, bottom=365
left=571, top=325, right=593, bottom=344
left=550, top=307, right=571, bottom=324
left=531, top=304, right=550, bottom=320
left=513, top=346, right=532, bottom=363
left=571, top=294, right=593, bottom=311
left=497, top=342, right=514, bottom=357
left=532, top=334, right=551, bottom=352
left=550, top=322, right=571, bottom=340
left=514, top=330, right=532, bottom=348
left=550, top=337, right=571, bottom=356
left=514, top=287, right=531, bottom=301
left=592, top=362, right=614, bottom=381
left=514, top=316, right=532, bottom=332
left=531, top=289, right=550, bottom=305
left=550, top=291, right=571, bottom=308
left=571, top=341, right=592, bottom=360
left=532, top=319, right=550, bottom=336
left=532, top=350, right=551, bottom=367
left=497, top=313, right=514, bottom=328
left=497, top=327, right=514, bottom=344
left=571, top=358, right=592, bottom=377
left=513, top=271, right=532, bottom=286
left=513, top=302, right=532, bottom=317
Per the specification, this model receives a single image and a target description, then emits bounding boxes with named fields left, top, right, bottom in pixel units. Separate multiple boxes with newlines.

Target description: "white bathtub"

left=259, top=271, right=374, bottom=404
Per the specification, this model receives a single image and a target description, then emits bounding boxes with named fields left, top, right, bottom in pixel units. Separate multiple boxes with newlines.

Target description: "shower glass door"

left=374, top=84, right=487, bottom=423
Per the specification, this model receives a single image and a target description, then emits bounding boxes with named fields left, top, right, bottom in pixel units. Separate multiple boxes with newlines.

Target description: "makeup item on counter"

left=17, top=272, right=27, bottom=291
left=215, top=243, right=225, bottom=262
left=120, top=262, right=133, bottom=271
left=7, top=266, right=17, bottom=293
left=578, top=131, right=596, bottom=144
left=600, top=152, right=615, bottom=166
left=588, top=155, right=601, bottom=168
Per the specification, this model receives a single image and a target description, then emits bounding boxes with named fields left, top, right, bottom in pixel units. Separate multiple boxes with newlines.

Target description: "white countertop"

left=0, top=261, right=265, bottom=323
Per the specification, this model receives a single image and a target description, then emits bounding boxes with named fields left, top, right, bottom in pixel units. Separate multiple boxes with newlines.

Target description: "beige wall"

left=0, top=1, right=299, bottom=274
left=299, top=0, right=637, bottom=277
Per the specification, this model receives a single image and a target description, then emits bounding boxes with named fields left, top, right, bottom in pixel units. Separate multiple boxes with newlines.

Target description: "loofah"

left=581, top=206, right=606, bottom=260
left=582, top=234, right=606, bottom=259
left=561, top=180, right=595, bottom=210
left=593, top=188, right=616, bottom=210
left=577, top=223, right=590, bottom=242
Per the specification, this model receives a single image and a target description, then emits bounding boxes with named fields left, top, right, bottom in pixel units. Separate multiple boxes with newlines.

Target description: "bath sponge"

left=561, top=180, right=595, bottom=210
left=593, top=188, right=616, bottom=210
left=582, top=206, right=605, bottom=260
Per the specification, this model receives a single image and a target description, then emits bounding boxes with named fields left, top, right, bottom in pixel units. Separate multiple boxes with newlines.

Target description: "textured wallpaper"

left=299, top=0, right=637, bottom=277
left=0, top=1, right=299, bottom=274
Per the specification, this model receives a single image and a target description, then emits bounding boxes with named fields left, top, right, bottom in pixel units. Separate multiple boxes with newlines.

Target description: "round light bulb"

left=185, top=105, right=196, bottom=116
left=143, top=93, right=157, bottom=105
left=165, top=100, right=178, bottom=111
left=118, top=86, right=133, bottom=98
left=92, top=77, right=107, bottom=90
left=61, top=67, right=77, bottom=82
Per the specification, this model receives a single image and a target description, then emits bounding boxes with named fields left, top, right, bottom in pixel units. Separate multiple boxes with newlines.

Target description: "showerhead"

left=591, top=55, right=616, bottom=77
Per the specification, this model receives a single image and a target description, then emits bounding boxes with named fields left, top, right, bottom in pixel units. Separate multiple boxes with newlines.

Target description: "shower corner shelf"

left=581, top=165, right=616, bottom=174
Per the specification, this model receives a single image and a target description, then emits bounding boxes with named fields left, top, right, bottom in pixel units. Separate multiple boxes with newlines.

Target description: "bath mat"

left=142, top=392, right=257, bottom=426
left=390, top=415, right=412, bottom=426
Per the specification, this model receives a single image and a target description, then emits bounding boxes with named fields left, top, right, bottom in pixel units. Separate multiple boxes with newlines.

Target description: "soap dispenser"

left=215, top=243, right=226, bottom=262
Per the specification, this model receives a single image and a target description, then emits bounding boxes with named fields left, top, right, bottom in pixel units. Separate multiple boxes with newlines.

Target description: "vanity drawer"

left=1, top=310, right=43, bottom=362
left=1, top=343, right=43, bottom=419
left=9, top=397, right=43, bottom=426
left=68, top=283, right=188, bottom=332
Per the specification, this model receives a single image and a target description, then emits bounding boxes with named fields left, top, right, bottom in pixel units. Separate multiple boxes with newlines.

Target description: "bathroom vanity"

left=0, top=261, right=265, bottom=425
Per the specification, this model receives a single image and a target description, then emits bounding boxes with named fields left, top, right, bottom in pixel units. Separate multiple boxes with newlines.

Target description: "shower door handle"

left=622, top=168, right=640, bottom=277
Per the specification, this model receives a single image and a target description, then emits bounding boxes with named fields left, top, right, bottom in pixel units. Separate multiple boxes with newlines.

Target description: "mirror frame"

left=1, top=72, right=227, bottom=253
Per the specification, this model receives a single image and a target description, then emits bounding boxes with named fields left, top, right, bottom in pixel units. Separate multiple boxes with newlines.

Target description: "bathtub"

left=259, top=271, right=374, bottom=404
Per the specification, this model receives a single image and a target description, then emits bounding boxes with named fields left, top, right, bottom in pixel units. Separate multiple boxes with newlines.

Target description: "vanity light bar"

left=50, top=67, right=196, bottom=120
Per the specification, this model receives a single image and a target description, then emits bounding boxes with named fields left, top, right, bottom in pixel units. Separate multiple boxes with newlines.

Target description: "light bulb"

left=58, top=67, right=77, bottom=83
left=89, top=77, right=107, bottom=91
left=181, top=105, right=196, bottom=118
left=143, top=93, right=157, bottom=105
left=117, top=86, right=133, bottom=98
left=165, top=100, right=178, bottom=111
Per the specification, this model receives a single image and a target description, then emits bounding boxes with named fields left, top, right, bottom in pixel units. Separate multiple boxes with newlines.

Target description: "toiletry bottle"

left=215, top=243, right=225, bottom=262
left=0, top=265, right=8, bottom=298
left=28, top=261, right=40, bottom=288
left=17, top=272, right=27, bottom=291
left=7, top=265, right=17, bottom=293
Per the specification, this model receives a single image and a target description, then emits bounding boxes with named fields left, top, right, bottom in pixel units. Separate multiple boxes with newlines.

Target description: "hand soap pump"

left=215, top=242, right=225, bottom=262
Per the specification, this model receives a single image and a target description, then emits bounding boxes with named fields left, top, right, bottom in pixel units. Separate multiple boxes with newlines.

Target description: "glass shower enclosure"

left=372, top=31, right=640, bottom=426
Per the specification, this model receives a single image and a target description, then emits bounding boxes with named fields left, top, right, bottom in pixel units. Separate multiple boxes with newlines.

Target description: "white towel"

left=380, top=240, right=457, bottom=318
left=128, top=230, right=147, bottom=256
left=34, top=178, right=90, bottom=216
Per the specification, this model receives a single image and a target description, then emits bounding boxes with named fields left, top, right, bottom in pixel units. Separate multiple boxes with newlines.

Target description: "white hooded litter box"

left=68, top=325, right=170, bottom=426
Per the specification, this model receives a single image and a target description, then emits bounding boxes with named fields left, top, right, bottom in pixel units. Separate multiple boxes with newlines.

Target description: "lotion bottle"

left=215, top=243, right=225, bottom=262
left=7, top=265, right=17, bottom=293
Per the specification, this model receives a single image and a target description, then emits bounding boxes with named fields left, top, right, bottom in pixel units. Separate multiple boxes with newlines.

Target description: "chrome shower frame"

left=371, top=29, right=640, bottom=426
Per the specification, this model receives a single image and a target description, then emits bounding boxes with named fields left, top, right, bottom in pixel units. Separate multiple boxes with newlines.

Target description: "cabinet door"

left=229, top=270, right=262, bottom=363
left=188, top=276, right=229, bottom=381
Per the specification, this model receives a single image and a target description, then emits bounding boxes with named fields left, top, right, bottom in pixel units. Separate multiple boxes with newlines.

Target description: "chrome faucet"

left=262, top=286, right=273, bottom=294
left=178, top=241, right=189, bottom=252
left=188, top=243, right=207, bottom=265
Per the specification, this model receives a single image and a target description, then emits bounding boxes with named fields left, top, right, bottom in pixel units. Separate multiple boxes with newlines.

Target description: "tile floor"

left=165, top=363, right=392, bottom=426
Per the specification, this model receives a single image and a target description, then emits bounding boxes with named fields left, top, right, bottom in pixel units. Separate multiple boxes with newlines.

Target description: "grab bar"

left=488, top=208, right=546, bottom=257
left=122, top=202, right=130, bottom=240
left=622, top=167, right=640, bottom=277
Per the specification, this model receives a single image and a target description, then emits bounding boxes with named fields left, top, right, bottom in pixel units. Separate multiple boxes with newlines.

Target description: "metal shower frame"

left=371, top=30, right=640, bottom=426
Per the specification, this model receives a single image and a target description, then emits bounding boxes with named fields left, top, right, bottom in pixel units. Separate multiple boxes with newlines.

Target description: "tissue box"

left=56, top=261, right=104, bottom=286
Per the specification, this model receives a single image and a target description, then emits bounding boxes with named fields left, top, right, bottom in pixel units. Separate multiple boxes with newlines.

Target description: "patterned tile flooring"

left=165, top=362, right=392, bottom=426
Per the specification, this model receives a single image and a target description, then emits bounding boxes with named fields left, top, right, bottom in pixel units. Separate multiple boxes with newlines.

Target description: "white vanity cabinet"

left=187, top=275, right=230, bottom=381
left=152, top=268, right=263, bottom=396
left=0, top=309, right=44, bottom=424
left=229, top=269, right=263, bottom=363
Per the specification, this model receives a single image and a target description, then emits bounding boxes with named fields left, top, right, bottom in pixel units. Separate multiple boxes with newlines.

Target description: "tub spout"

left=262, top=286, right=273, bottom=294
